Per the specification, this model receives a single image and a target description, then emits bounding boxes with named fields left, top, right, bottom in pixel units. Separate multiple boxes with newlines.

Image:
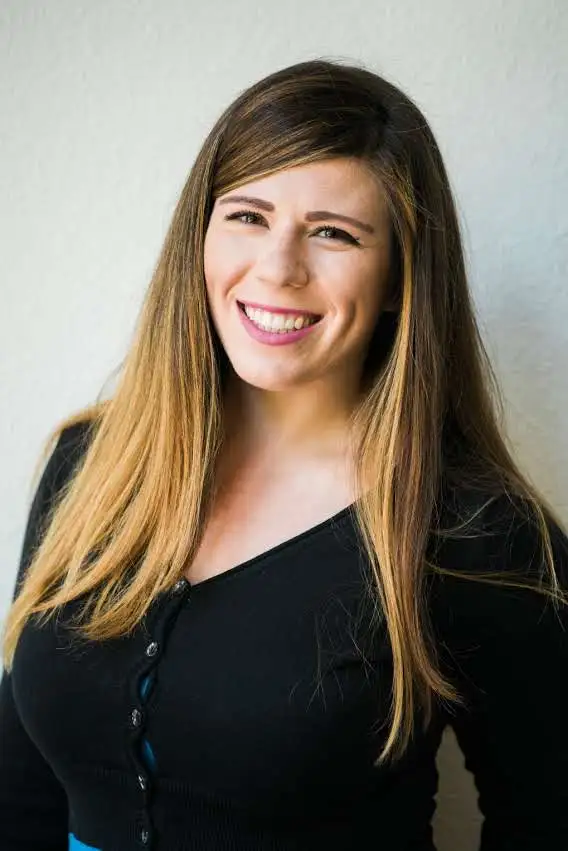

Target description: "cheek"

left=203, top=230, right=245, bottom=300
left=203, top=234, right=227, bottom=309
left=336, top=265, right=387, bottom=323
left=203, top=228, right=218, bottom=287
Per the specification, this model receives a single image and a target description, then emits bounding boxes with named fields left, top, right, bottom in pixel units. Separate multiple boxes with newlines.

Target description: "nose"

left=254, top=230, right=309, bottom=290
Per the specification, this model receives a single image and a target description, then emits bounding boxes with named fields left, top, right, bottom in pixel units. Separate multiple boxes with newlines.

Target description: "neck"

left=222, top=370, right=361, bottom=463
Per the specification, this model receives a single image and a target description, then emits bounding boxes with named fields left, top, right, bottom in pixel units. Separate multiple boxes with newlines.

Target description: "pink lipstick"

left=236, top=301, right=321, bottom=346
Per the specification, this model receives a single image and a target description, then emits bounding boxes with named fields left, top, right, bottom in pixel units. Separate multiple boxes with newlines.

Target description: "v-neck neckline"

left=186, top=500, right=358, bottom=591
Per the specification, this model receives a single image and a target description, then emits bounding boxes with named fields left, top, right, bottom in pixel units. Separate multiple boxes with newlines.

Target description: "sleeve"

left=0, top=422, right=91, bottom=850
left=434, top=494, right=568, bottom=851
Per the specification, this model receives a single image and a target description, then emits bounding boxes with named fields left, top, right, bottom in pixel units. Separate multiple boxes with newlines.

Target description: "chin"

left=229, top=359, right=312, bottom=393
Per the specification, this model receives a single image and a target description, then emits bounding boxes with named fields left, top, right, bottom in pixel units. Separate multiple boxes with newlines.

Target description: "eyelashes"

left=223, top=210, right=361, bottom=245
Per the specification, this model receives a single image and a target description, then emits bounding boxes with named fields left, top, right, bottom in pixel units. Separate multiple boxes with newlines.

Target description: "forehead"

left=218, top=158, right=386, bottom=214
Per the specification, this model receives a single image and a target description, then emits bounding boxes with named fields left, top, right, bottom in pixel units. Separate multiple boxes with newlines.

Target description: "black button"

left=173, top=578, right=187, bottom=593
left=145, top=641, right=159, bottom=658
left=138, top=773, right=147, bottom=791
left=130, top=708, right=143, bottom=728
left=139, top=826, right=150, bottom=844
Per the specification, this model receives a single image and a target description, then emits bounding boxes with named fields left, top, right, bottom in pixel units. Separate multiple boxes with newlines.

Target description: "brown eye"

left=313, top=225, right=360, bottom=245
left=224, top=211, right=265, bottom=226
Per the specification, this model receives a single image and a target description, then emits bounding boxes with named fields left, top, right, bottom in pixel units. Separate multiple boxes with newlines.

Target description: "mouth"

left=237, top=300, right=322, bottom=333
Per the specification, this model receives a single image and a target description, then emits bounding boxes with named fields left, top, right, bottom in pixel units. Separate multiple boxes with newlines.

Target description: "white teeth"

left=242, top=304, right=318, bottom=333
left=269, top=314, right=282, bottom=330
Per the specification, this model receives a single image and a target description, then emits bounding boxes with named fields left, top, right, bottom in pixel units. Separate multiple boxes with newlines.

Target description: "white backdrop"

left=1, top=1, right=567, bottom=848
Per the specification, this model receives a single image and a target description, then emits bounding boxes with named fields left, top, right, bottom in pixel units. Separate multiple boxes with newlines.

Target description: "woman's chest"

left=12, top=541, right=394, bottom=804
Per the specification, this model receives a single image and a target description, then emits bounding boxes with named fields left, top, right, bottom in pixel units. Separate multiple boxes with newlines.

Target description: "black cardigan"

left=1, top=422, right=568, bottom=850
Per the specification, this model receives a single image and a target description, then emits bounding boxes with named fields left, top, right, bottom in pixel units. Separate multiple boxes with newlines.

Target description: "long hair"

left=3, top=58, right=567, bottom=764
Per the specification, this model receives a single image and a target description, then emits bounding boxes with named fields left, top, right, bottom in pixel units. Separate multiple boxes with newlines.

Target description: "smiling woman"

left=2, top=58, right=568, bottom=851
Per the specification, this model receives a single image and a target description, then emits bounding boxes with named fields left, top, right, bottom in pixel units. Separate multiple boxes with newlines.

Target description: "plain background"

left=1, top=1, right=566, bottom=848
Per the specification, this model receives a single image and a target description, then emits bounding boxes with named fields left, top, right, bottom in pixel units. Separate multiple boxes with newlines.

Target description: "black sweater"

left=2, top=423, right=568, bottom=851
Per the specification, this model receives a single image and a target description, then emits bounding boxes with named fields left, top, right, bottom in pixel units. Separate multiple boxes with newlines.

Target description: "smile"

left=236, top=301, right=322, bottom=346
left=240, top=303, right=319, bottom=332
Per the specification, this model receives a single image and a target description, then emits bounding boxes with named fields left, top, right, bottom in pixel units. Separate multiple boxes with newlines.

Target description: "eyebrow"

left=217, top=194, right=376, bottom=235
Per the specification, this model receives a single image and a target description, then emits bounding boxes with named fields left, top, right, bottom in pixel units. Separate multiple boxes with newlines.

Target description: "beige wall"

left=1, top=2, right=566, bottom=847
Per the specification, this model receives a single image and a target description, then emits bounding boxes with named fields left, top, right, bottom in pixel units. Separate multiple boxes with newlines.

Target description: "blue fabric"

left=141, top=736, right=156, bottom=770
left=140, top=673, right=152, bottom=701
left=139, top=673, right=156, bottom=771
left=68, top=833, right=101, bottom=850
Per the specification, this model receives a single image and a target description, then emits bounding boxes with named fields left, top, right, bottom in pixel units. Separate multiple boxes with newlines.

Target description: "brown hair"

left=3, top=58, right=567, bottom=765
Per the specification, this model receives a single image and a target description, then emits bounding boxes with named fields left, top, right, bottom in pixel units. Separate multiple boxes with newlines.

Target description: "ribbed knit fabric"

left=2, top=422, right=568, bottom=850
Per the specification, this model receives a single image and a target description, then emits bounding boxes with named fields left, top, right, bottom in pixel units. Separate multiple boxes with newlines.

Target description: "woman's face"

left=203, top=157, right=394, bottom=395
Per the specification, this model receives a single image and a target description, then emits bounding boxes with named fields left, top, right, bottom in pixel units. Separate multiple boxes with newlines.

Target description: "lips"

left=237, top=299, right=322, bottom=345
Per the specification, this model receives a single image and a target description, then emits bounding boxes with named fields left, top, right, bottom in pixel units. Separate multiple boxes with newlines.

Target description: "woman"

left=1, top=58, right=567, bottom=851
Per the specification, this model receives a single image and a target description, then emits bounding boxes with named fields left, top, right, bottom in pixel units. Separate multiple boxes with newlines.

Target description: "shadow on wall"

left=433, top=728, right=481, bottom=851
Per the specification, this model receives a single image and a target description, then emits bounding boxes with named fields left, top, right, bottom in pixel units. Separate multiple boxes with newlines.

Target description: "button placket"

left=126, top=579, right=191, bottom=848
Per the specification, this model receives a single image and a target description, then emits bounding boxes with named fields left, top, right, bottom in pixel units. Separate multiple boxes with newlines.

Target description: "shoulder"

left=44, top=420, right=94, bottom=491
left=428, top=486, right=568, bottom=664
left=431, top=484, right=568, bottom=585
left=27, top=419, right=95, bottom=531
left=35, top=418, right=95, bottom=497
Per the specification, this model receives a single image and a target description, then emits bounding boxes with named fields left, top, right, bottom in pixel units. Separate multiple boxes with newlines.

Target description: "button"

left=172, top=578, right=187, bottom=593
left=145, top=641, right=159, bottom=657
left=139, top=826, right=150, bottom=844
left=138, top=773, right=147, bottom=791
left=130, top=708, right=143, bottom=728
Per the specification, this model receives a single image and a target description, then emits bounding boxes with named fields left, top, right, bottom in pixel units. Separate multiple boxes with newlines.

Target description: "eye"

left=224, top=210, right=264, bottom=227
left=224, top=210, right=264, bottom=224
left=223, top=210, right=361, bottom=245
left=313, top=225, right=361, bottom=245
